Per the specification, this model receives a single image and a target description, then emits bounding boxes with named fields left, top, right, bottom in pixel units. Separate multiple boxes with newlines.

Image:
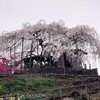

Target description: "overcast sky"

left=0, top=0, right=100, bottom=35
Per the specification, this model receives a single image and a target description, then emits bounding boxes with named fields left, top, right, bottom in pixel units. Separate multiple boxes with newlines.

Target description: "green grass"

left=0, top=74, right=89, bottom=96
left=0, top=75, right=56, bottom=95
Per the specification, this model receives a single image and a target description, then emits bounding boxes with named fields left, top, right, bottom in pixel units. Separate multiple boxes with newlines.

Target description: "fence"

left=31, top=67, right=98, bottom=75
left=32, top=73, right=99, bottom=79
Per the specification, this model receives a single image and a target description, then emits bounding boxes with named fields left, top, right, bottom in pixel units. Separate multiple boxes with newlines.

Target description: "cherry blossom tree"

left=0, top=20, right=100, bottom=70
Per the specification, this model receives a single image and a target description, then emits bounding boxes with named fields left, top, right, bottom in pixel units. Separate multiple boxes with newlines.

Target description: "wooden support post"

left=15, top=93, right=18, bottom=100
left=3, top=94, right=6, bottom=100
left=10, top=47, right=11, bottom=59
left=46, top=73, right=48, bottom=78
left=59, top=88, right=62, bottom=97
left=46, top=90, right=49, bottom=100
left=30, top=92, right=32, bottom=100
left=63, top=53, right=66, bottom=76
left=85, top=85, right=90, bottom=99
left=37, top=39, right=39, bottom=65
left=29, top=38, right=34, bottom=69
left=21, top=37, right=24, bottom=70
left=14, top=32, right=16, bottom=57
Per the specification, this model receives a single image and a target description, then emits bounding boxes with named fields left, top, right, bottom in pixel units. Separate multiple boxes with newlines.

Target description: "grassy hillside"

left=0, top=74, right=100, bottom=100
left=0, top=75, right=56, bottom=95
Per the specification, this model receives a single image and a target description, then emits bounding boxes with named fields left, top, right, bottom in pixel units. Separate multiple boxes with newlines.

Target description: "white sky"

left=0, top=0, right=100, bottom=34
